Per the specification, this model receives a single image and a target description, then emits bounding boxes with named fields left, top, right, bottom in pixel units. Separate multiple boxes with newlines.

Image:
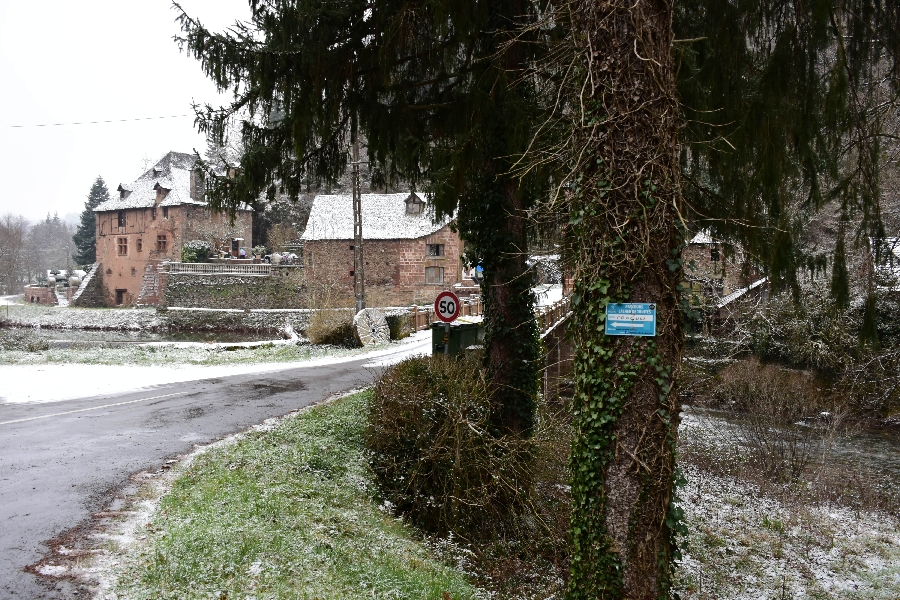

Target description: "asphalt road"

left=0, top=347, right=416, bottom=599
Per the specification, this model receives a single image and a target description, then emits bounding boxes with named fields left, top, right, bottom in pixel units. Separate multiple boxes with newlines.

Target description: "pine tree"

left=549, top=0, right=900, bottom=597
left=72, top=176, right=110, bottom=266
left=175, top=0, right=555, bottom=436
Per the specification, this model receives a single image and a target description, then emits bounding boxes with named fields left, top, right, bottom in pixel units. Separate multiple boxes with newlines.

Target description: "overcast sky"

left=0, top=1, right=252, bottom=224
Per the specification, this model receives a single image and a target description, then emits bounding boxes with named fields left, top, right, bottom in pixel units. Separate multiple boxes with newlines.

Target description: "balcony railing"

left=166, top=262, right=272, bottom=276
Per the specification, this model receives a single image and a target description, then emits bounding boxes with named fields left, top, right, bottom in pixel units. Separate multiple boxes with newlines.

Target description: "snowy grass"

left=0, top=338, right=371, bottom=367
left=1, top=302, right=163, bottom=330
left=110, top=391, right=482, bottom=600
left=673, top=411, right=900, bottom=599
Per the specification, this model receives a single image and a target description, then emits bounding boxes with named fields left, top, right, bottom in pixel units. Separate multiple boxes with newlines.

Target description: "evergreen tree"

left=176, top=0, right=900, bottom=597
left=72, top=176, right=110, bottom=266
left=175, top=0, right=556, bottom=436
left=544, top=0, right=900, bottom=597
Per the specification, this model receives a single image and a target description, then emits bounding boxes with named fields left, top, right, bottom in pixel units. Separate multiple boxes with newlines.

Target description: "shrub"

left=385, top=312, right=413, bottom=340
left=181, top=240, right=211, bottom=263
left=709, top=359, right=844, bottom=481
left=0, top=329, right=50, bottom=352
left=367, top=353, right=533, bottom=539
left=305, top=308, right=359, bottom=347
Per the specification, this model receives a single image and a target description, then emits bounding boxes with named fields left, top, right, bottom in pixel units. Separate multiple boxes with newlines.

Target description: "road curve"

left=0, top=344, right=421, bottom=599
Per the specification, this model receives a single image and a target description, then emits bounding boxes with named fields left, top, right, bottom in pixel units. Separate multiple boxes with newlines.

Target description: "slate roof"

left=301, top=192, right=451, bottom=241
left=95, top=151, right=249, bottom=213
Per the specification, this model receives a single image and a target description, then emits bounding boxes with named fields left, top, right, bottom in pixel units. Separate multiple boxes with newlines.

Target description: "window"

left=131, top=267, right=137, bottom=276
left=136, top=238, right=143, bottom=252
left=117, top=211, right=126, bottom=228
left=425, top=266, right=444, bottom=284
left=710, top=248, right=720, bottom=262
left=405, top=193, right=424, bottom=214
left=117, top=237, right=128, bottom=256
left=162, top=206, right=169, bottom=219
left=151, top=207, right=157, bottom=220
left=156, top=235, right=168, bottom=253
left=427, top=244, right=445, bottom=257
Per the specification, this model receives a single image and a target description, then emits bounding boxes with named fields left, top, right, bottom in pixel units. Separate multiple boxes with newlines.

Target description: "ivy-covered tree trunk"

left=460, top=173, right=540, bottom=437
left=566, top=1, right=684, bottom=598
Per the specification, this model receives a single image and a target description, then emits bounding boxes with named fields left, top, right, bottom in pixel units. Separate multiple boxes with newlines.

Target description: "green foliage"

left=675, top=1, right=900, bottom=290
left=72, top=176, right=109, bottom=266
left=113, top=391, right=480, bottom=600
left=180, top=240, right=211, bottom=264
left=367, top=354, right=533, bottom=538
left=830, top=227, right=850, bottom=309
left=384, top=313, right=412, bottom=341
left=175, top=0, right=550, bottom=438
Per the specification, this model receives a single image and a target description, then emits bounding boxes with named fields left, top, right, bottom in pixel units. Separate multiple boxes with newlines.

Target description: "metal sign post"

left=434, top=291, right=461, bottom=355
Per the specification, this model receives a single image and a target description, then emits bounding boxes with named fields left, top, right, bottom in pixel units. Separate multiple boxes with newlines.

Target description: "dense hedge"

left=366, top=353, right=532, bottom=538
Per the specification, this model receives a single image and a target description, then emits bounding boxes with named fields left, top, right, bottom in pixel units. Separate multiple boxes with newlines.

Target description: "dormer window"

left=152, top=168, right=162, bottom=177
left=405, top=193, right=424, bottom=215
left=154, top=184, right=170, bottom=204
left=117, top=185, right=130, bottom=199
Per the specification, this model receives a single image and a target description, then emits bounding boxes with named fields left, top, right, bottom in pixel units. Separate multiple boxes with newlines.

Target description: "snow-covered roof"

left=716, top=277, right=768, bottom=309
left=690, top=230, right=716, bottom=245
left=94, top=151, right=250, bottom=213
left=301, top=192, right=451, bottom=241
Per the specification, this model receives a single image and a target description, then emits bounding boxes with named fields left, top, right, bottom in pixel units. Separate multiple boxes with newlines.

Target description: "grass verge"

left=0, top=339, right=378, bottom=367
left=108, top=391, right=481, bottom=600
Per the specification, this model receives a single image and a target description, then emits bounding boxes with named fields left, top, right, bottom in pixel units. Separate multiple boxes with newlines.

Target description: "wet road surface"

left=0, top=349, right=412, bottom=599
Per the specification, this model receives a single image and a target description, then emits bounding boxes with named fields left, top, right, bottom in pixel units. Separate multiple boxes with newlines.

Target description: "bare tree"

left=0, top=214, right=31, bottom=295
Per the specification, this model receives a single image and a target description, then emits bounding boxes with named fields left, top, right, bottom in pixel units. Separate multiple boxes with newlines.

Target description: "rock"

left=354, top=308, right=390, bottom=346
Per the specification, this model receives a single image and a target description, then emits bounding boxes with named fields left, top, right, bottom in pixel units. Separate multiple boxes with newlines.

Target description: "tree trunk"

left=459, top=172, right=540, bottom=438
left=566, top=1, right=683, bottom=598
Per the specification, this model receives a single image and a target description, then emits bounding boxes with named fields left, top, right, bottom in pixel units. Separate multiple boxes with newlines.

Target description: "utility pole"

left=351, top=138, right=366, bottom=312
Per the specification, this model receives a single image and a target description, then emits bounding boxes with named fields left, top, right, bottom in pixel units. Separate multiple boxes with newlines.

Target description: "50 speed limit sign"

left=434, top=291, right=461, bottom=323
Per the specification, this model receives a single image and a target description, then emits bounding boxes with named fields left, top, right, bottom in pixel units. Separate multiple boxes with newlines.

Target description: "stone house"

left=93, top=151, right=252, bottom=306
left=682, top=230, right=766, bottom=333
left=301, top=192, right=471, bottom=307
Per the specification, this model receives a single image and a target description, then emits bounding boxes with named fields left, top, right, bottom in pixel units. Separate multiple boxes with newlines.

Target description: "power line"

left=8, top=114, right=193, bottom=128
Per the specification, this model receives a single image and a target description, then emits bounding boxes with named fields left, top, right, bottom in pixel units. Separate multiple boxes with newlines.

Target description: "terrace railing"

left=166, top=262, right=272, bottom=276
left=535, top=295, right=572, bottom=336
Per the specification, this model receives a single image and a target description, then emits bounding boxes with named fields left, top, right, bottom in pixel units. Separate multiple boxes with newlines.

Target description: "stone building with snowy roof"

left=93, top=151, right=252, bottom=306
left=301, top=192, right=471, bottom=306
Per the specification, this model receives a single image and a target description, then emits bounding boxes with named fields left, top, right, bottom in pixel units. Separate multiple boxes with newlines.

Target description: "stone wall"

left=162, top=266, right=308, bottom=309
left=163, top=307, right=311, bottom=333
left=23, top=285, right=56, bottom=305
left=304, top=224, right=471, bottom=307
left=70, top=263, right=107, bottom=307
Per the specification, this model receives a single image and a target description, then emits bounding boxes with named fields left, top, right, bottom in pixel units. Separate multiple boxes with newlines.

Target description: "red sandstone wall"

left=23, top=285, right=57, bottom=305
left=304, top=224, right=467, bottom=307
left=96, top=206, right=252, bottom=306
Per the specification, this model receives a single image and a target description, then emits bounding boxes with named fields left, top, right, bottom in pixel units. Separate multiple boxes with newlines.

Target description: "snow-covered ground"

left=534, top=284, right=563, bottom=307
left=0, top=331, right=431, bottom=405
left=0, top=294, right=21, bottom=306
left=674, top=409, right=900, bottom=598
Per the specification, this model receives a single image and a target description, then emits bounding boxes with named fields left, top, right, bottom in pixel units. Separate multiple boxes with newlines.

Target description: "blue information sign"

left=605, top=303, right=657, bottom=337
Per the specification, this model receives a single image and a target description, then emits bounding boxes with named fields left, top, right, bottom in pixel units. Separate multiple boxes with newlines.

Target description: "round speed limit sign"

left=434, top=291, right=461, bottom=323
